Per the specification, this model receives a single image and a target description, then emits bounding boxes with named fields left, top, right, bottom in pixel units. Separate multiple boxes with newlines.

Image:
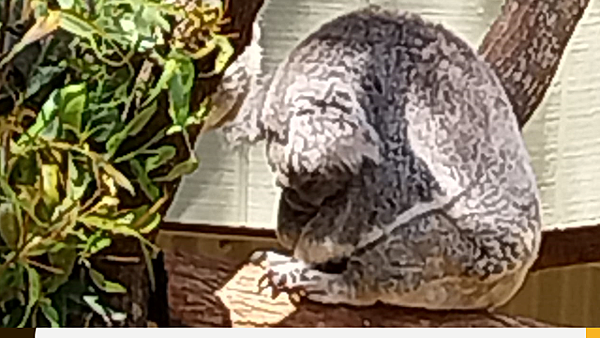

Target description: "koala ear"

left=217, top=71, right=272, bottom=149
left=209, top=25, right=270, bottom=149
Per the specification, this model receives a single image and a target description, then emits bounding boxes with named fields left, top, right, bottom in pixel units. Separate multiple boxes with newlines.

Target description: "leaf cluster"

left=0, top=0, right=234, bottom=327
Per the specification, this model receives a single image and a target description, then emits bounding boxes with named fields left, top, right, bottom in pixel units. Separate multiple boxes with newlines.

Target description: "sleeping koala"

left=219, top=5, right=541, bottom=310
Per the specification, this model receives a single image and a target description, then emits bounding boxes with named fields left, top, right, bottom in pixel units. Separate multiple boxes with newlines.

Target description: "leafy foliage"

left=0, top=0, right=234, bottom=327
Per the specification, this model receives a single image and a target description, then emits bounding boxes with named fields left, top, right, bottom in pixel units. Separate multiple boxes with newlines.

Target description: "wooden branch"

left=163, top=248, right=555, bottom=327
left=160, top=223, right=600, bottom=327
left=216, top=264, right=553, bottom=327
left=478, top=0, right=590, bottom=127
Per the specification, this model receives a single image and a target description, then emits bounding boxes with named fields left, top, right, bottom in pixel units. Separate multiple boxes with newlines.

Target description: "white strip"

left=36, top=327, right=586, bottom=338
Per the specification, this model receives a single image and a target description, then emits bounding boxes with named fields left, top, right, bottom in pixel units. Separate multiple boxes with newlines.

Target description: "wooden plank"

left=532, top=223, right=600, bottom=271
left=161, top=221, right=600, bottom=272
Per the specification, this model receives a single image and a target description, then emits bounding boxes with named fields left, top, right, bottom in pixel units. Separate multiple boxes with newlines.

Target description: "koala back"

left=222, top=6, right=541, bottom=287
left=265, top=6, right=539, bottom=268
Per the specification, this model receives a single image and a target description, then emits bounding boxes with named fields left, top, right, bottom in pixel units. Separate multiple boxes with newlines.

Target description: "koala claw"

left=249, top=250, right=269, bottom=268
left=250, top=250, right=314, bottom=300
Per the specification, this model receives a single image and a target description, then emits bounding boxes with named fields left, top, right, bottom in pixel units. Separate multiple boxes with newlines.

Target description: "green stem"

left=113, top=127, right=166, bottom=163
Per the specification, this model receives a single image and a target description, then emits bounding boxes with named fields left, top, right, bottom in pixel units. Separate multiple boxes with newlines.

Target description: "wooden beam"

left=532, top=225, right=600, bottom=271
left=161, top=221, right=600, bottom=273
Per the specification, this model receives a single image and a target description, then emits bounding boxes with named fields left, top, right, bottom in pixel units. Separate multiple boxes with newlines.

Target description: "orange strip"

left=587, top=328, right=600, bottom=338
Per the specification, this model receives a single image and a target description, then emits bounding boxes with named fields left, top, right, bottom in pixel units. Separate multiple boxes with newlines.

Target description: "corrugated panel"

left=165, top=132, right=248, bottom=227
left=166, top=0, right=600, bottom=232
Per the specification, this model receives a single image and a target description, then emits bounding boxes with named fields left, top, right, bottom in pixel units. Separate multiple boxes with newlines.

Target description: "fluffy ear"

left=217, top=78, right=269, bottom=148
left=208, top=21, right=268, bottom=148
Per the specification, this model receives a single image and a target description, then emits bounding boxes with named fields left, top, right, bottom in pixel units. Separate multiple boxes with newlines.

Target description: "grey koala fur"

left=219, top=5, right=542, bottom=310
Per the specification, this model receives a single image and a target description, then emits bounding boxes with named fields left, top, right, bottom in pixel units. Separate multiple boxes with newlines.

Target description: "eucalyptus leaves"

left=0, top=0, right=233, bottom=327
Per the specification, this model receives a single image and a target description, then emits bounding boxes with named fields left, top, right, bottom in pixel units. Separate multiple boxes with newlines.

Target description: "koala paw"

left=249, top=250, right=328, bottom=301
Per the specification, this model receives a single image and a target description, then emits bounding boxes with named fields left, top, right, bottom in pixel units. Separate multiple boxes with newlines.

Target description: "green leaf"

left=185, top=98, right=210, bottom=127
left=106, top=101, right=158, bottom=157
left=166, top=124, right=183, bottom=135
left=145, top=145, right=176, bottom=172
left=2, top=314, right=10, bottom=327
left=57, top=83, right=87, bottom=133
left=79, top=214, right=129, bottom=230
left=41, top=164, right=61, bottom=207
left=17, top=90, right=60, bottom=144
left=58, top=11, right=104, bottom=42
left=106, top=131, right=127, bottom=157
left=3, top=306, right=24, bottom=328
left=213, top=35, right=234, bottom=75
left=0, top=203, right=20, bottom=249
left=67, top=155, right=91, bottom=201
left=89, top=237, right=111, bottom=255
left=46, top=246, right=77, bottom=293
left=25, top=62, right=67, bottom=99
left=119, top=16, right=136, bottom=35
left=130, top=159, right=159, bottom=201
left=140, top=242, right=156, bottom=292
left=101, top=163, right=135, bottom=196
left=167, top=56, right=195, bottom=127
left=78, top=214, right=143, bottom=240
left=79, top=215, right=118, bottom=230
left=138, top=5, right=170, bottom=33
left=27, top=267, right=41, bottom=305
left=109, top=311, right=127, bottom=322
left=127, top=205, right=161, bottom=234
left=89, top=269, right=127, bottom=294
left=0, top=263, right=25, bottom=306
left=57, top=0, right=74, bottom=9
left=9, top=153, right=38, bottom=185
left=48, top=242, right=66, bottom=253
left=154, top=157, right=198, bottom=182
left=127, top=100, right=158, bottom=136
left=40, top=301, right=60, bottom=327
left=139, top=213, right=160, bottom=234
left=141, top=58, right=177, bottom=108
left=87, top=108, right=122, bottom=143
left=82, top=295, right=108, bottom=319
left=18, top=266, right=41, bottom=327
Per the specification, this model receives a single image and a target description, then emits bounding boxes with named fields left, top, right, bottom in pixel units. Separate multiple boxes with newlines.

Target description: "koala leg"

left=251, top=207, right=539, bottom=310
left=249, top=246, right=434, bottom=307
left=347, top=209, right=539, bottom=310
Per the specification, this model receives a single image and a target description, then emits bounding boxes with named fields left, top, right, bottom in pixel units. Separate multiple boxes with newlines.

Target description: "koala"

left=219, top=5, right=541, bottom=311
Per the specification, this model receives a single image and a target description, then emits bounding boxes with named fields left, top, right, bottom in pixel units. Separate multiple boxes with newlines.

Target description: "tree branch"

left=478, top=0, right=591, bottom=127
left=163, top=248, right=555, bottom=327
